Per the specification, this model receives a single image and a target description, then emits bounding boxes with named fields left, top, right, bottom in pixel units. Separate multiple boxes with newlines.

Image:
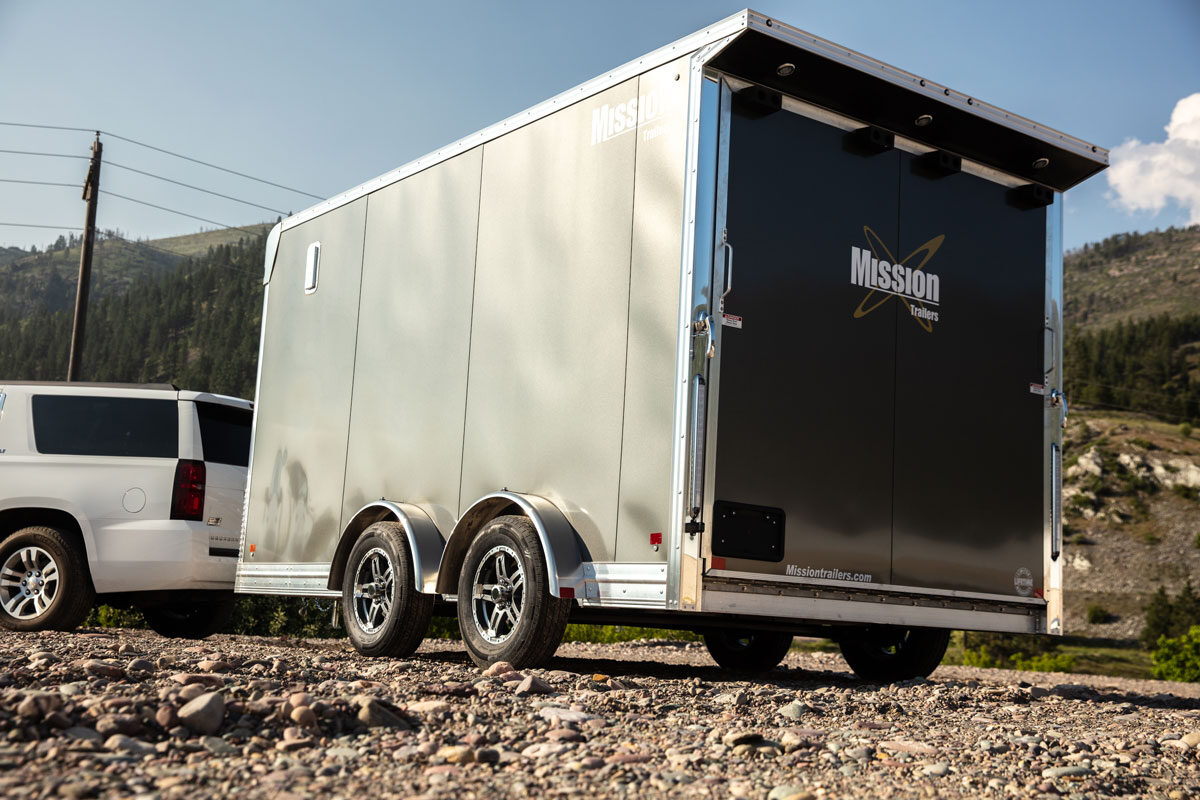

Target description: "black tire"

left=838, top=626, right=950, bottom=683
left=140, top=592, right=236, bottom=639
left=703, top=629, right=794, bottom=673
left=456, top=515, right=571, bottom=668
left=341, top=521, right=433, bottom=657
left=0, top=525, right=94, bottom=632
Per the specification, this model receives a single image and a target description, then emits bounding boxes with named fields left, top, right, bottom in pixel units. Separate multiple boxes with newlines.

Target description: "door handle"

left=719, top=235, right=734, bottom=313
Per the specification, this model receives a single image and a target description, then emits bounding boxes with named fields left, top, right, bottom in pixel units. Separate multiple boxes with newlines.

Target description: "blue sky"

left=0, top=0, right=1197, bottom=252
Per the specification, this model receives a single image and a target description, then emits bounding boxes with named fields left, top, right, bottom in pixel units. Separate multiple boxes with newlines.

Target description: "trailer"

left=236, top=9, right=1107, bottom=680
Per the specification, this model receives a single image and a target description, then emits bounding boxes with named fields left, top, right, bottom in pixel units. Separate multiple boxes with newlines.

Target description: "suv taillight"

left=170, top=459, right=206, bottom=521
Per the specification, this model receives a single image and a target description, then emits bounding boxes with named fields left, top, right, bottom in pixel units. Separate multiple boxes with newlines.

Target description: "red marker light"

left=649, top=532, right=663, bottom=546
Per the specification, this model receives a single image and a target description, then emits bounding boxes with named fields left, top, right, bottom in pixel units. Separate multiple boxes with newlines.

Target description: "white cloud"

left=1107, top=92, right=1200, bottom=224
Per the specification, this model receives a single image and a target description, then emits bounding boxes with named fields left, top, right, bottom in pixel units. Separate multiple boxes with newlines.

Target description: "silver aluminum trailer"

left=237, top=9, right=1107, bottom=680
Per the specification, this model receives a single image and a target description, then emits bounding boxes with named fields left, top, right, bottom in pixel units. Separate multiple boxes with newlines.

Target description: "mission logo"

left=849, top=226, right=946, bottom=332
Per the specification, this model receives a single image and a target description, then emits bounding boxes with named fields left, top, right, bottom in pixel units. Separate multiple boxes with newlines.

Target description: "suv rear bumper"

left=88, top=520, right=236, bottom=594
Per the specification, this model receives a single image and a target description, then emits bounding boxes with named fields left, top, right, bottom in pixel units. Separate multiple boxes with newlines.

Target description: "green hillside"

left=0, top=224, right=272, bottom=322
left=1064, top=225, right=1200, bottom=332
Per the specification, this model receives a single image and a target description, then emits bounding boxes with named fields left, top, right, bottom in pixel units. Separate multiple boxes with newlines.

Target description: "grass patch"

left=790, top=638, right=838, bottom=653
left=562, top=624, right=699, bottom=643
left=1129, top=437, right=1158, bottom=451
left=1057, top=643, right=1154, bottom=679
left=1173, top=484, right=1199, bottom=501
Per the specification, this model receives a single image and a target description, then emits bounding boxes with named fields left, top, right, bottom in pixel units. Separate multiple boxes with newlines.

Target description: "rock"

left=358, top=699, right=410, bottom=729
left=722, top=730, right=763, bottom=747
left=880, top=740, right=936, bottom=755
left=514, top=675, right=554, bottom=696
left=82, top=660, right=125, bottom=680
left=437, top=745, right=475, bottom=764
left=326, top=746, right=359, bottom=759
left=64, top=726, right=104, bottom=743
left=45, top=711, right=72, bottom=729
left=546, top=728, right=583, bottom=742
left=715, top=691, right=748, bottom=706
left=178, top=692, right=225, bottom=735
left=1042, top=765, right=1093, bottom=778
left=196, top=660, right=231, bottom=673
left=201, top=736, right=238, bottom=756
left=843, top=745, right=872, bottom=761
left=1182, top=732, right=1200, bottom=749
left=126, top=658, right=155, bottom=674
left=483, top=661, right=515, bottom=677
left=475, top=747, right=500, bottom=763
left=406, top=700, right=450, bottom=715
left=778, top=701, right=812, bottom=720
left=539, top=706, right=599, bottom=724
left=95, top=714, right=142, bottom=737
left=104, top=735, right=156, bottom=756
left=169, top=673, right=225, bottom=687
left=155, top=705, right=178, bottom=729
left=769, top=786, right=810, bottom=800
left=922, top=762, right=950, bottom=777
left=289, top=705, right=317, bottom=727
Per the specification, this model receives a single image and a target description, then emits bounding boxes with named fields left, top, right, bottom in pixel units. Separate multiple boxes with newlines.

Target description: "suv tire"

left=342, top=522, right=434, bottom=657
left=703, top=629, right=794, bottom=672
left=0, top=525, right=94, bottom=632
left=140, top=593, right=236, bottom=639
left=456, top=515, right=572, bottom=668
left=838, top=626, right=950, bottom=683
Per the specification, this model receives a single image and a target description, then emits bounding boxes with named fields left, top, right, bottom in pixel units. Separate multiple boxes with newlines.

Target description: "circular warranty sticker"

left=1013, top=567, right=1034, bottom=597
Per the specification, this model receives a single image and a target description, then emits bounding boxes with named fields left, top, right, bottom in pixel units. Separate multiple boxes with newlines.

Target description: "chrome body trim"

left=702, top=589, right=1040, bottom=634
left=1043, top=196, right=1065, bottom=633
left=578, top=562, right=667, bottom=608
left=236, top=562, right=340, bottom=597
left=706, top=569, right=1046, bottom=606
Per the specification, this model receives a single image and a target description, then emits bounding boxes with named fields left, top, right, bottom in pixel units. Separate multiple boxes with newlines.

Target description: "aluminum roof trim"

left=744, top=10, right=1108, bottom=165
left=280, top=10, right=751, bottom=232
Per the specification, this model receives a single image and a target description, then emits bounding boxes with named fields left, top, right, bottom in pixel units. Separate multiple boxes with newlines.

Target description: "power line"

left=99, top=131, right=322, bottom=201
left=106, top=161, right=287, bottom=215
left=0, top=178, right=81, bottom=189
left=0, top=222, right=83, bottom=231
left=100, top=190, right=270, bottom=237
left=0, top=121, right=323, bottom=201
left=0, top=148, right=88, bottom=160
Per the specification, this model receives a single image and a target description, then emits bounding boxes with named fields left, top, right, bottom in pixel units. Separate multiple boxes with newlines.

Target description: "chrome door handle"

left=1049, top=389, right=1067, bottom=428
left=719, top=238, right=734, bottom=313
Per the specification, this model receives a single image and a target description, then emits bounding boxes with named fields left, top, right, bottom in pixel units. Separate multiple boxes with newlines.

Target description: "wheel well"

left=0, top=507, right=95, bottom=590
left=433, top=499, right=525, bottom=595
left=327, top=506, right=399, bottom=592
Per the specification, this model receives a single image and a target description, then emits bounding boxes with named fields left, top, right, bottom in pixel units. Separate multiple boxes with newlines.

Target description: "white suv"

left=0, top=382, right=252, bottom=637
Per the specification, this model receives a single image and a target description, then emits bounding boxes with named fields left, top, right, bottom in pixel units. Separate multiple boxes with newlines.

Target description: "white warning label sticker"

left=720, top=313, right=743, bottom=329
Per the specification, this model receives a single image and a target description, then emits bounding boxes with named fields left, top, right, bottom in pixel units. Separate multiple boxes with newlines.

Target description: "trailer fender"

left=434, top=491, right=586, bottom=598
left=327, top=501, right=445, bottom=594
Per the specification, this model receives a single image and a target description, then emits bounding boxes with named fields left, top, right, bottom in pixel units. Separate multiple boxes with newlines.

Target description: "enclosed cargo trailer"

left=237, top=9, right=1107, bottom=679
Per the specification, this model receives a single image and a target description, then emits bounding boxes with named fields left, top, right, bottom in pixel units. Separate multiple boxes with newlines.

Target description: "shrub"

left=1174, top=484, right=1200, bottom=502
left=1129, top=437, right=1157, bottom=451
left=1181, top=423, right=1193, bottom=439
left=1012, top=651, right=1076, bottom=673
left=1141, top=582, right=1200, bottom=648
left=1152, top=626, right=1200, bottom=682
left=1086, top=604, right=1111, bottom=624
left=960, top=632, right=1068, bottom=671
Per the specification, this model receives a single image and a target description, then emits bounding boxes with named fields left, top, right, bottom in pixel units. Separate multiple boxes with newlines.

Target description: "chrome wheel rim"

left=352, top=547, right=395, bottom=634
left=471, top=544, right=525, bottom=645
left=1, top=546, right=60, bottom=620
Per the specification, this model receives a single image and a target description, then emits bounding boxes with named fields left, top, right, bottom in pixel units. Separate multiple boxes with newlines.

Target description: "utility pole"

left=67, top=132, right=102, bottom=381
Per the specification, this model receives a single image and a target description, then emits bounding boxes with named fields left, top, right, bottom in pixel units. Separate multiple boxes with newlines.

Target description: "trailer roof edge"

left=279, top=10, right=751, bottom=232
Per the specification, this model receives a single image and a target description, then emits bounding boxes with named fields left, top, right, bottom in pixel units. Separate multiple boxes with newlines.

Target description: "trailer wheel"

left=838, top=627, right=950, bottom=683
left=0, top=525, right=93, bottom=632
left=703, top=629, right=794, bottom=673
left=456, top=515, right=571, bottom=668
left=341, top=522, right=433, bottom=657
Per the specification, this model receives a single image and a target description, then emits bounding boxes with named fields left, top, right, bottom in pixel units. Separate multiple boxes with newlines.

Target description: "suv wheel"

left=0, top=526, right=94, bottom=632
left=703, top=629, right=794, bottom=673
left=140, top=593, right=236, bottom=639
left=342, top=522, right=434, bottom=657
left=456, top=515, right=571, bottom=668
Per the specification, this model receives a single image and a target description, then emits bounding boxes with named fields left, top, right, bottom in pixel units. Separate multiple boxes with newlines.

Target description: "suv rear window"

left=196, top=402, right=252, bottom=467
left=32, top=395, right=178, bottom=458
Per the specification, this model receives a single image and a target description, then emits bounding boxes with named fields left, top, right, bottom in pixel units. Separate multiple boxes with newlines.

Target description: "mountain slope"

left=0, top=224, right=272, bottom=322
left=1065, top=225, right=1200, bottom=332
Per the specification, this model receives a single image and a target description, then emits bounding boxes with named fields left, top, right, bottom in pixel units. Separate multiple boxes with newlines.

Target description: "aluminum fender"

left=434, top=492, right=586, bottom=597
left=327, top=501, right=445, bottom=594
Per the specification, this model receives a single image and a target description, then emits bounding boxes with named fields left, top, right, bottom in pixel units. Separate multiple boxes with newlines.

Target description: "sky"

left=0, top=0, right=1197, bottom=253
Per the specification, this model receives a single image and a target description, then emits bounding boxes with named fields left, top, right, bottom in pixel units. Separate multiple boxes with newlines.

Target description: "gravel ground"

left=2, top=629, right=1200, bottom=799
